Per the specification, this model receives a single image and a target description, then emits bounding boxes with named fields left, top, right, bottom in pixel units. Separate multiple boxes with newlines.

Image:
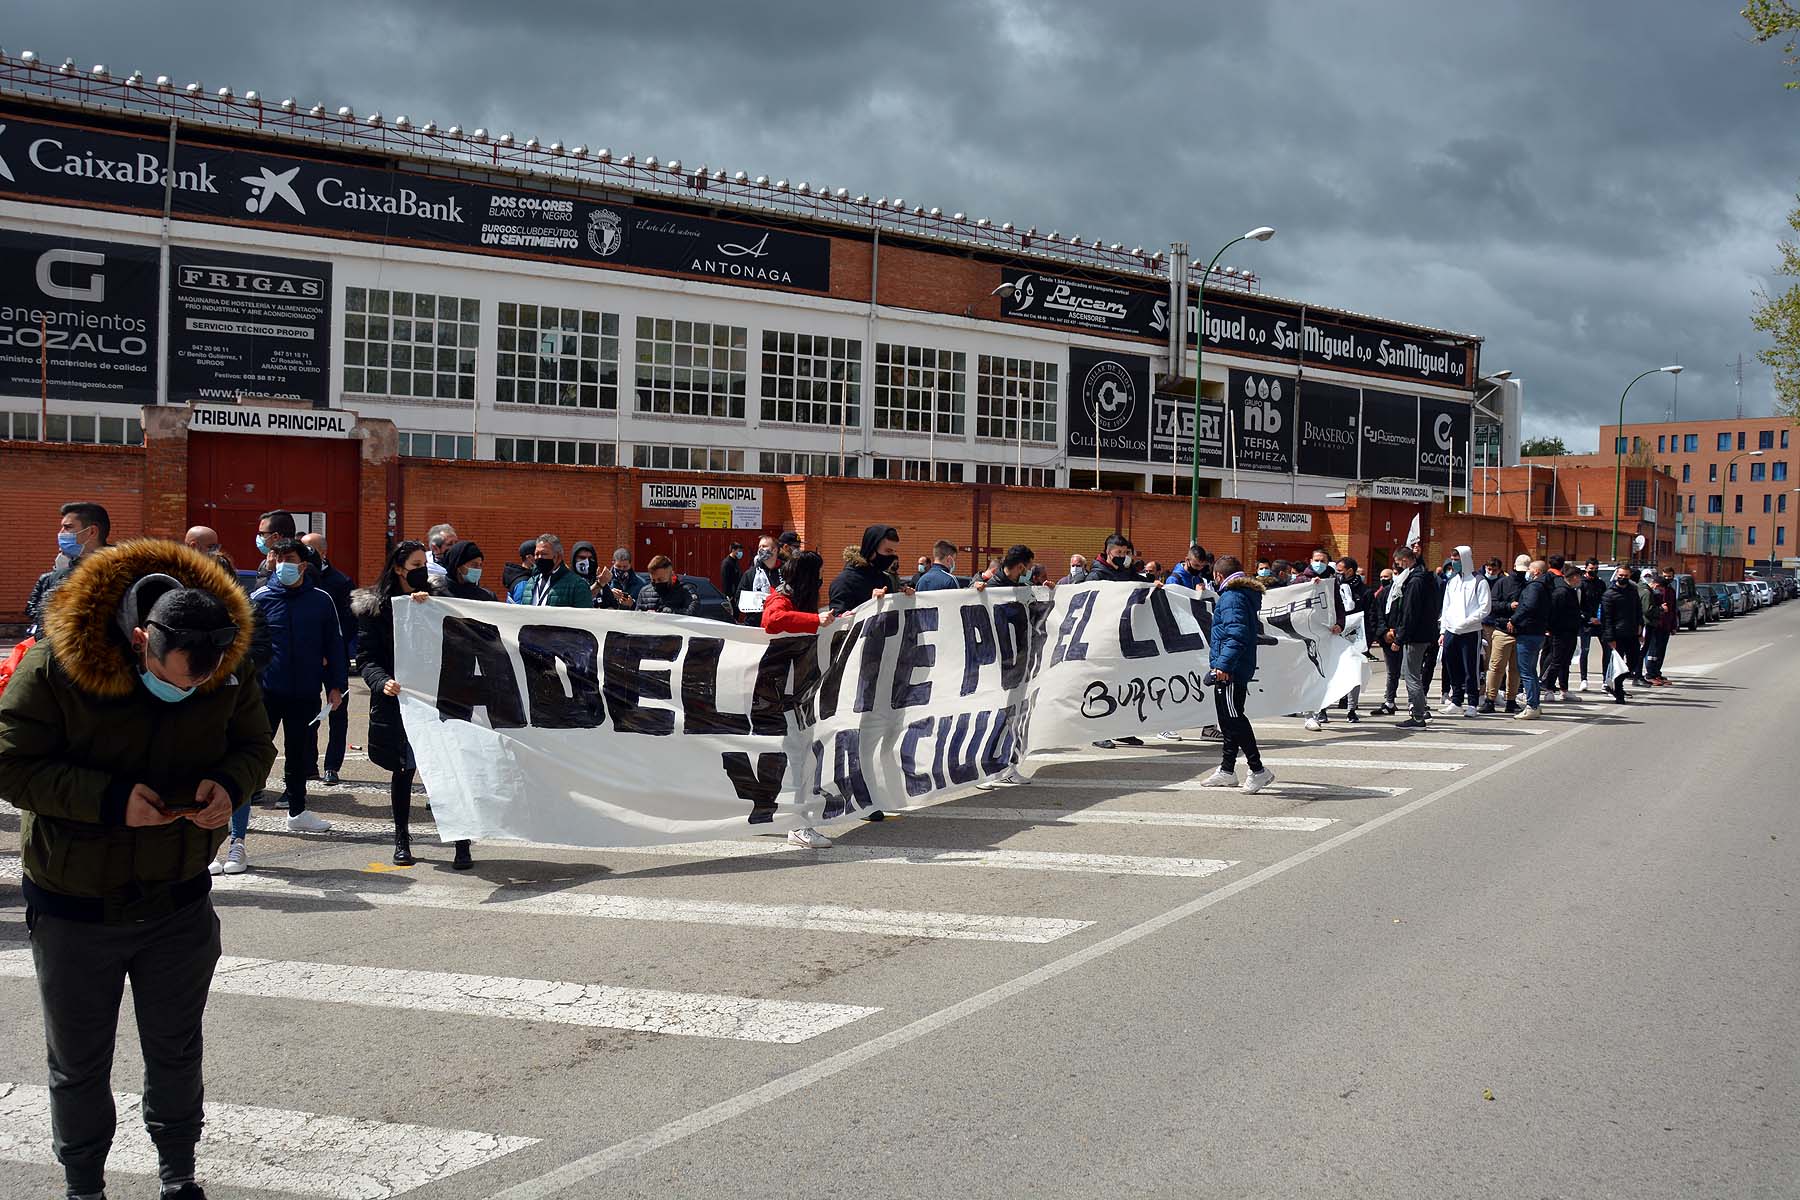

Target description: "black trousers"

left=28, top=895, right=221, bottom=1195
left=1213, top=680, right=1263, bottom=773
left=1442, top=631, right=1480, bottom=706
left=264, top=689, right=319, bottom=814
left=1381, top=644, right=1403, bottom=706
left=1543, top=632, right=1577, bottom=694
left=322, top=699, right=349, bottom=774
left=1610, top=634, right=1643, bottom=696
left=1643, top=627, right=1671, bottom=679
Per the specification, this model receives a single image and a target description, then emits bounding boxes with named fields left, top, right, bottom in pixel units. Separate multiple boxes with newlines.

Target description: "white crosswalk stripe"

left=0, top=1081, right=534, bottom=1199
left=203, top=868, right=1090, bottom=944
left=1032, top=755, right=1464, bottom=773
left=903, top=806, right=1335, bottom=832
left=604, top=841, right=1239, bottom=878
left=0, top=949, right=878, bottom=1043
left=1017, top=780, right=1410, bottom=800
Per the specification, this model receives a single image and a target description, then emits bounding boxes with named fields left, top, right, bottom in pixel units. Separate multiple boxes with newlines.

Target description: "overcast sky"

left=14, top=1, right=1794, bottom=450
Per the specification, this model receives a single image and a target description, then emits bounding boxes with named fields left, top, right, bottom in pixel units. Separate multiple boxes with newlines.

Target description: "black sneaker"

left=322, top=769, right=341, bottom=785
left=1113, top=736, right=1145, bottom=747
left=1345, top=709, right=1360, bottom=723
left=1395, top=717, right=1428, bottom=729
left=164, top=1184, right=209, bottom=1200
left=863, top=809, right=887, bottom=821
left=1478, top=698, right=1495, bottom=714
left=452, top=840, right=473, bottom=870
left=1504, top=701, right=1520, bottom=714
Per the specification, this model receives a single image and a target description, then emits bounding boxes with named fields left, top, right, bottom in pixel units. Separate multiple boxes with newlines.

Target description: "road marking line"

left=1018, top=780, right=1410, bottom=800
left=604, top=842, right=1238, bottom=879
left=1099, top=740, right=1509, bottom=753
left=0, top=950, right=877, bottom=1044
left=903, top=807, right=1335, bottom=832
left=0, top=1081, right=534, bottom=1199
left=202, top=868, right=1091, bottom=944
left=1247, top=756, right=1465, bottom=772
left=487, top=720, right=1595, bottom=1199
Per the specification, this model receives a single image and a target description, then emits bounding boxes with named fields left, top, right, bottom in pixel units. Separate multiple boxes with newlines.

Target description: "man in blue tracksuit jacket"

left=250, top=538, right=347, bottom=827
left=1199, top=555, right=1273, bottom=794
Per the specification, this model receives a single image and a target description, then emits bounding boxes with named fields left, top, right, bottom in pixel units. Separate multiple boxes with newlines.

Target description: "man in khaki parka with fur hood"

left=0, top=538, right=275, bottom=1200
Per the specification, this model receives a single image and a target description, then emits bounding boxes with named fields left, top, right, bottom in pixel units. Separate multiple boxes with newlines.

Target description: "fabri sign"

left=188, top=404, right=355, bottom=438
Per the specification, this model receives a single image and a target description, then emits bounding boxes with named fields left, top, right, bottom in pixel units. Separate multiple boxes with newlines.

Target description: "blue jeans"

left=1577, top=624, right=1600, bottom=679
left=1515, top=632, right=1546, bottom=709
left=229, top=799, right=250, bottom=840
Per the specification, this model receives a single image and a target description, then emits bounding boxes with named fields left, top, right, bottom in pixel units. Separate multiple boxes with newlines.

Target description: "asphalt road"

left=2, top=605, right=1796, bottom=1199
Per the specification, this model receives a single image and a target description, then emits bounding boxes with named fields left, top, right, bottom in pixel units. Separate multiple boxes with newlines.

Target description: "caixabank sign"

left=0, top=109, right=831, bottom=293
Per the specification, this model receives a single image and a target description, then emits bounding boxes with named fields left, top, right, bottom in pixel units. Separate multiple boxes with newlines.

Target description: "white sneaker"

left=1576, top=680, right=1589, bottom=692
left=977, top=766, right=1028, bottom=790
left=1515, top=706, right=1541, bottom=721
left=1092, top=739, right=1116, bottom=750
left=1199, top=725, right=1222, bottom=739
left=286, top=810, right=333, bottom=832
left=787, top=826, right=832, bottom=849
left=1303, top=716, right=1323, bottom=732
left=1199, top=767, right=1238, bottom=788
left=1555, top=689, right=1569, bottom=702
left=208, top=856, right=223, bottom=876
left=1241, top=767, right=1276, bottom=794
left=221, top=838, right=248, bottom=875
left=1158, top=730, right=1182, bottom=741
left=1436, top=702, right=1460, bottom=717
left=1463, top=704, right=1478, bottom=718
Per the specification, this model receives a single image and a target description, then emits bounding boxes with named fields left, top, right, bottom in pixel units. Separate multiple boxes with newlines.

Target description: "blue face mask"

left=1257, top=569, right=1273, bottom=578
left=1311, top=561, right=1328, bottom=574
left=256, top=534, right=271, bottom=554
left=463, top=567, right=482, bottom=586
left=140, top=666, right=196, bottom=703
left=275, top=561, right=302, bottom=586
left=57, top=531, right=82, bottom=558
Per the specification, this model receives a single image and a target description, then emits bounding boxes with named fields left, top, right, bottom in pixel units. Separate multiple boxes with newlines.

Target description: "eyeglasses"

left=146, top=620, right=238, bottom=650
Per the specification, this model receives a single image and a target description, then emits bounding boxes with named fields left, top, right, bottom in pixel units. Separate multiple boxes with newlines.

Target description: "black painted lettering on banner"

left=1025, top=599, right=1056, bottom=682
left=1148, top=588, right=1207, bottom=653
left=816, top=730, right=873, bottom=819
left=720, top=752, right=787, bottom=824
left=1119, top=587, right=1159, bottom=659
left=900, top=717, right=935, bottom=797
left=994, top=601, right=1031, bottom=688
left=435, top=617, right=525, bottom=728
left=602, top=631, right=682, bottom=735
left=1050, top=590, right=1098, bottom=665
left=853, top=610, right=901, bottom=715
left=517, top=625, right=604, bottom=729
left=959, top=604, right=998, bottom=696
left=814, top=621, right=861, bottom=722
left=944, top=711, right=992, bottom=786
left=750, top=636, right=820, bottom=735
left=891, top=608, right=938, bottom=710
left=681, top=638, right=752, bottom=735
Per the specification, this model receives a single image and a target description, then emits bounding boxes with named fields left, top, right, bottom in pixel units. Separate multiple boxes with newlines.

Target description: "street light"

left=1610, top=364, right=1682, bottom=560
left=1190, top=226, right=1275, bottom=542
left=1717, top=448, right=1764, bottom=579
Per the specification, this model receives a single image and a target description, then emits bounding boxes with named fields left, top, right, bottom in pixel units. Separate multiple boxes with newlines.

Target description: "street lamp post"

left=1718, top=449, right=1764, bottom=580
left=1610, top=364, right=1683, bottom=561
left=1189, top=226, right=1275, bottom=543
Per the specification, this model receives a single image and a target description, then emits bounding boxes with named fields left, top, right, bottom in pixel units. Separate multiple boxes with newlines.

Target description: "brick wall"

left=0, top=441, right=148, bottom=623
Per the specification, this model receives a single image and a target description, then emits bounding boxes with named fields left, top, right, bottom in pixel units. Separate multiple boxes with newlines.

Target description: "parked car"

left=1723, top=582, right=1749, bottom=615
left=1671, top=573, right=1700, bottom=630
left=1695, top=583, right=1723, bottom=623
left=1744, top=579, right=1767, bottom=609
left=680, top=576, right=737, bottom=623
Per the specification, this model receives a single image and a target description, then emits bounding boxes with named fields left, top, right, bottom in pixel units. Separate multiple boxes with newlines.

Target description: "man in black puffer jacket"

left=828, top=524, right=909, bottom=614
left=1384, top=546, right=1440, bottom=728
left=1599, top=566, right=1645, bottom=703
left=1576, top=556, right=1606, bottom=691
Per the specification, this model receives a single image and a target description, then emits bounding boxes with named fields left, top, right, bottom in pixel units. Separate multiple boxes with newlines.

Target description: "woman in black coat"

left=435, top=539, right=496, bottom=603
left=354, top=540, right=473, bottom=868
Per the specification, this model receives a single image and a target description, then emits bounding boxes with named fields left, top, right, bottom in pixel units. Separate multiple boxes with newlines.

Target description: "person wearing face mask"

left=569, top=541, right=601, bottom=595
left=915, top=540, right=964, bottom=591
left=249, top=541, right=347, bottom=832
left=758, top=551, right=846, bottom=846
left=1368, top=565, right=1403, bottom=716
left=502, top=539, right=538, bottom=602
left=253, top=509, right=297, bottom=585
left=1269, top=559, right=1296, bottom=587
left=1599, top=564, right=1645, bottom=704
left=298, top=533, right=356, bottom=786
left=720, top=542, right=745, bottom=605
left=1435, top=548, right=1491, bottom=719
left=425, top=523, right=458, bottom=580
left=356, top=540, right=474, bottom=870
left=1197, top=556, right=1276, bottom=794
left=0, top=541, right=274, bottom=1200
left=1508, top=558, right=1551, bottom=718
left=509, top=535, right=596, bottom=608
left=737, top=534, right=784, bottom=617
left=1089, top=533, right=1148, bottom=583
left=974, top=544, right=1035, bottom=591
left=28, top=502, right=114, bottom=635
left=1385, top=545, right=1441, bottom=729
left=828, top=523, right=912, bottom=614
left=183, top=526, right=220, bottom=557
left=596, top=547, right=644, bottom=609
left=1480, top=555, right=1525, bottom=714
left=1575, top=556, right=1606, bottom=691
left=433, top=539, right=496, bottom=603
left=1541, top=555, right=1582, bottom=701
left=636, top=556, right=701, bottom=614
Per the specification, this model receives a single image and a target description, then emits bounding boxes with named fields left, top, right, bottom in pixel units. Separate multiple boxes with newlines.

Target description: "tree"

left=1743, top=0, right=1799, bottom=88
left=1519, top=436, right=1569, bottom=458
left=1753, top=195, right=1800, bottom=418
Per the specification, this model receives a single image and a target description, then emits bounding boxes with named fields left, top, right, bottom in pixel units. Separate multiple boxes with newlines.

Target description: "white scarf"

left=1386, top=565, right=1413, bottom=615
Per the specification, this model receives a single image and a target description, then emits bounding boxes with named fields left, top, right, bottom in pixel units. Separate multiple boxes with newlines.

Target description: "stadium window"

left=874, top=343, right=967, bottom=436
left=0, top=411, right=39, bottom=440
left=397, top=431, right=475, bottom=460
left=759, top=330, right=861, bottom=428
left=1684, top=434, right=1698, bottom=452
left=1760, top=430, right=1775, bottom=449
left=975, top=355, right=1058, bottom=444
left=343, top=288, right=478, bottom=401
left=495, top=303, right=619, bottom=409
left=870, top=455, right=964, bottom=483
left=631, top=441, right=746, bottom=473
left=35, top=411, right=142, bottom=445
left=974, top=463, right=1056, bottom=487
left=493, top=436, right=616, bottom=466
left=633, top=317, right=748, bottom=419
left=755, top=451, right=856, bottom=478
left=1718, top=432, right=1732, bottom=451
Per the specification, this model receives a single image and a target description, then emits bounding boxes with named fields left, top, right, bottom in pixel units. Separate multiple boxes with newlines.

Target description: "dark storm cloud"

left=13, top=0, right=1792, bottom=447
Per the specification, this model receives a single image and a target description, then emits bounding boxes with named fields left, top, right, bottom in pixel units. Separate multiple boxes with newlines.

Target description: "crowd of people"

left=0, top=500, right=1703, bottom=1200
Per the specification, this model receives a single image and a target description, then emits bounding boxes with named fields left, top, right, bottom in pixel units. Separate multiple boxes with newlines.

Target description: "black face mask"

left=574, top=559, right=593, bottom=576
left=535, top=557, right=556, bottom=576
left=871, top=552, right=897, bottom=572
left=1110, top=555, right=1129, bottom=570
left=404, top=566, right=431, bottom=592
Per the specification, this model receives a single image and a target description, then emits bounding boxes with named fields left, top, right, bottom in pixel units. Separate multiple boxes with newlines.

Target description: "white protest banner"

left=395, top=580, right=1364, bottom=847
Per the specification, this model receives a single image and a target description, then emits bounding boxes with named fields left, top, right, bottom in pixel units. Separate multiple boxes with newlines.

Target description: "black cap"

left=776, top=531, right=801, bottom=546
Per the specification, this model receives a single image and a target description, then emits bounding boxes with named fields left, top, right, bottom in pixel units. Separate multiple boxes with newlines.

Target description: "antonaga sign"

left=188, top=403, right=354, bottom=438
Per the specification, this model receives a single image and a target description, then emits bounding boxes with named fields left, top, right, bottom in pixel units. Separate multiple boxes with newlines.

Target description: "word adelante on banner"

left=393, top=583, right=1364, bottom=849
left=0, top=110, right=831, bottom=293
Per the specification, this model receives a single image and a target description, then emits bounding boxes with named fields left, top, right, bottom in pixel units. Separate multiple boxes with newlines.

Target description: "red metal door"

left=634, top=522, right=779, bottom=588
left=187, top=432, right=361, bottom=583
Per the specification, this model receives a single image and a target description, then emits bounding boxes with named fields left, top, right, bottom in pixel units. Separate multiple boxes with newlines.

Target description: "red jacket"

left=761, top=590, right=823, bottom=634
